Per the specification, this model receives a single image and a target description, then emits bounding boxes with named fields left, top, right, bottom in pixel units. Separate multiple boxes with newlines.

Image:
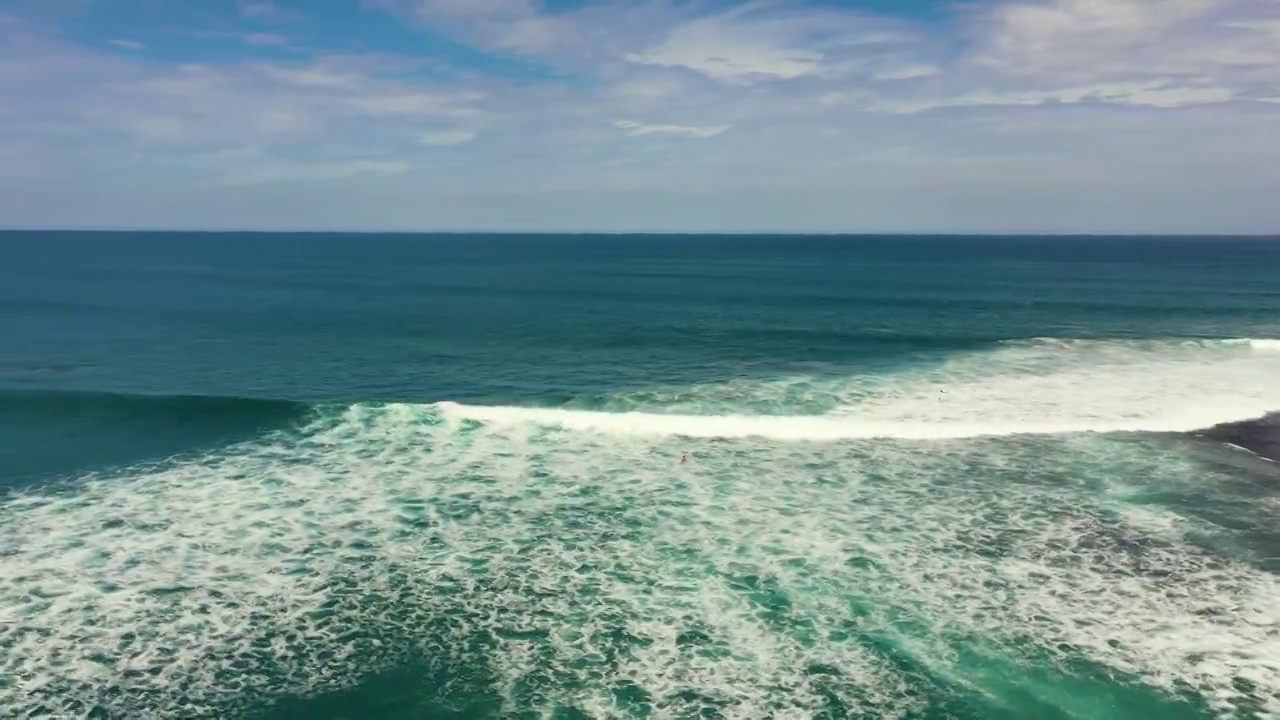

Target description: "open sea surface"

left=1, top=232, right=1278, bottom=719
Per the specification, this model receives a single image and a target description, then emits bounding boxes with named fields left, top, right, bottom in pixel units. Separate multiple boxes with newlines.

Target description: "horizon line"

left=1, top=228, right=1278, bottom=238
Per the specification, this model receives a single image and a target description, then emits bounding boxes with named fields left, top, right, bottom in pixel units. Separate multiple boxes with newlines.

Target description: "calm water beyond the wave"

left=1, top=231, right=1278, bottom=720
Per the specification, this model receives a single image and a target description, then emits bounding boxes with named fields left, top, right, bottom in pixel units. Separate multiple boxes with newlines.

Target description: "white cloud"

left=962, top=0, right=1280, bottom=83
left=1226, top=18, right=1280, bottom=38
left=1108, top=85, right=1236, bottom=107
left=606, top=73, right=688, bottom=101
left=625, top=9, right=825, bottom=83
left=817, top=0, right=1280, bottom=114
left=818, top=91, right=847, bottom=107
left=219, top=159, right=410, bottom=186
left=492, top=15, right=576, bottom=54
left=109, top=39, right=145, bottom=51
left=614, top=120, right=730, bottom=138
left=621, top=3, right=923, bottom=86
left=240, top=2, right=279, bottom=18
left=3, top=0, right=1280, bottom=231
left=0, top=31, right=488, bottom=153
left=873, top=64, right=938, bottom=81
left=244, top=33, right=288, bottom=46
left=870, top=81, right=1237, bottom=114
left=369, top=0, right=593, bottom=58
left=627, top=34, right=817, bottom=83
left=418, top=129, right=476, bottom=146
left=348, top=92, right=483, bottom=118
left=255, top=64, right=365, bottom=89
left=411, top=0, right=534, bottom=17
left=237, top=1, right=305, bottom=23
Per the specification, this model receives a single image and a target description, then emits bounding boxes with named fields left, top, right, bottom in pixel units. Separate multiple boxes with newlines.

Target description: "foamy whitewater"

left=445, top=338, right=1280, bottom=440
left=1, top=233, right=1278, bottom=719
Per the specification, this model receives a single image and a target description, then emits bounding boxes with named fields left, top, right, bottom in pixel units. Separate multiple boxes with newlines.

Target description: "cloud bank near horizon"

left=1, top=0, right=1278, bottom=233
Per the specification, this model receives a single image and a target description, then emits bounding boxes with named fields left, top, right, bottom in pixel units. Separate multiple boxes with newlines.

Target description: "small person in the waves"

left=681, top=454, right=688, bottom=464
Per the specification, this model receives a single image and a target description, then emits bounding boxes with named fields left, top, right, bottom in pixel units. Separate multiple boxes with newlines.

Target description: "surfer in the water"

left=681, top=455, right=688, bottom=463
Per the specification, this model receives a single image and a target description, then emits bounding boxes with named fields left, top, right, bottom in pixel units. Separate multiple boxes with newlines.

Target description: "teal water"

left=1, top=232, right=1278, bottom=719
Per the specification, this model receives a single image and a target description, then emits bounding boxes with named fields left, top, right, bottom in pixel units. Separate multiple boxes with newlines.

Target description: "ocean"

left=0, top=231, right=1278, bottom=720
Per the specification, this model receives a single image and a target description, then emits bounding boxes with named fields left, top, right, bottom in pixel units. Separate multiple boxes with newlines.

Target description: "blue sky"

left=1, top=0, right=1279, bottom=233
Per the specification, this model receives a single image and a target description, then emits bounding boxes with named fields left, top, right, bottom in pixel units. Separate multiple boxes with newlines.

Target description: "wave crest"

left=439, top=337, right=1280, bottom=441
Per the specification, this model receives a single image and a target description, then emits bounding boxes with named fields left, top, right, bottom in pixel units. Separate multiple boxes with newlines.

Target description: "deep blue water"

left=1, top=232, right=1278, bottom=719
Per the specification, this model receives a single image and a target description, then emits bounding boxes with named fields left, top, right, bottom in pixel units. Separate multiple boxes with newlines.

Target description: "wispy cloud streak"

left=0, top=0, right=1276, bottom=231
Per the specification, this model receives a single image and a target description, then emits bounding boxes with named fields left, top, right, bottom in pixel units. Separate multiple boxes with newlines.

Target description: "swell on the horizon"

left=0, top=387, right=311, bottom=423
left=0, top=389, right=315, bottom=490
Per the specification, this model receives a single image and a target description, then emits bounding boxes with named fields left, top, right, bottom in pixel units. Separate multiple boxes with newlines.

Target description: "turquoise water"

left=1, top=232, right=1278, bottom=719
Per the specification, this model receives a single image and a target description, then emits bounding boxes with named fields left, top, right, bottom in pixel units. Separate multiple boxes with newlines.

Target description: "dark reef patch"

left=1197, top=413, right=1280, bottom=464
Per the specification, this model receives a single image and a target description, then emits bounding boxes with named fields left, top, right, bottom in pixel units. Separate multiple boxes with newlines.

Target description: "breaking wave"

left=449, top=336, right=1280, bottom=440
left=6, top=337, right=1279, bottom=445
left=1, top=337, right=1278, bottom=718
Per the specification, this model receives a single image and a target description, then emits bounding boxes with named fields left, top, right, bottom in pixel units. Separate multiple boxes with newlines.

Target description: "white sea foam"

left=0, top=338, right=1277, bottom=718
left=445, top=337, right=1280, bottom=440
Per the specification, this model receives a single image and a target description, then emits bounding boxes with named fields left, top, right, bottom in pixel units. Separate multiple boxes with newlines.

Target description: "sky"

left=1, top=0, right=1278, bottom=234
